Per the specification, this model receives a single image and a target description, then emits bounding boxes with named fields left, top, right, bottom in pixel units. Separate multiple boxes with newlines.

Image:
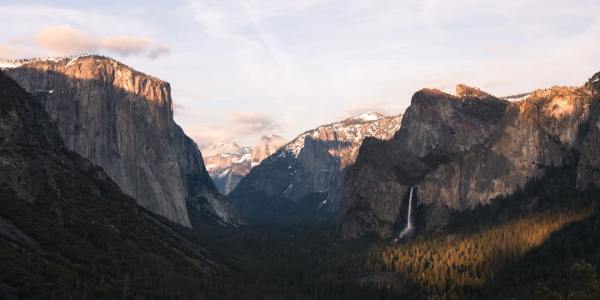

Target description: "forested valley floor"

left=196, top=162, right=600, bottom=299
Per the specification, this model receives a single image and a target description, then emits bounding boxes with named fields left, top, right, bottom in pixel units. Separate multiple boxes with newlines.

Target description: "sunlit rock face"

left=340, top=86, right=508, bottom=239
left=417, top=86, right=592, bottom=228
left=229, top=112, right=402, bottom=222
left=204, top=135, right=286, bottom=195
left=340, top=77, right=600, bottom=240
left=2, top=55, right=242, bottom=227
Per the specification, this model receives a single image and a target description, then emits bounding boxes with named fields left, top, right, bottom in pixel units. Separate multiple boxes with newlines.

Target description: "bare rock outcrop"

left=204, top=135, right=286, bottom=195
left=230, top=113, right=402, bottom=222
left=340, top=86, right=509, bottom=239
left=2, top=55, right=241, bottom=227
left=340, top=76, right=600, bottom=240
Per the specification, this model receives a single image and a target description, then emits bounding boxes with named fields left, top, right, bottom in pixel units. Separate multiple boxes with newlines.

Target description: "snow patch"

left=354, top=112, right=383, bottom=121
left=0, top=55, right=94, bottom=70
left=281, top=114, right=401, bottom=157
left=0, top=61, right=23, bottom=69
left=235, top=153, right=252, bottom=163
left=503, top=93, right=531, bottom=102
left=66, top=57, right=80, bottom=67
left=218, top=169, right=231, bottom=178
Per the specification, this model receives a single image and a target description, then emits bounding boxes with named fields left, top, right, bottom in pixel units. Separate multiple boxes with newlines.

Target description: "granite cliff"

left=340, top=76, right=600, bottom=240
left=229, top=113, right=401, bottom=222
left=2, top=55, right=241, bottom=227
left=339, top=87, right=508, bottom=238
left=0, top=70, right=220, bottom=298
left=204, top=135, right=286, bottom=194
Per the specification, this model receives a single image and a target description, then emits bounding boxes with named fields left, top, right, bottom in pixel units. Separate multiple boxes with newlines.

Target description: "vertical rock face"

left=418, top=87, right=591, bottom=206
left=0, top=71, right=218, bottom=296
left=340, top=76, right=600, bottom=240
left=2, top=55, right=240, bottom=227
left=229, top=113, right=401, bottom=222
left=340, top=88, right=508, bottom=239
left=395, top=86, right=508, bottom=158
left=204, top=135, right=286, bottom=194
left=577, top=72, right=600, bottom=189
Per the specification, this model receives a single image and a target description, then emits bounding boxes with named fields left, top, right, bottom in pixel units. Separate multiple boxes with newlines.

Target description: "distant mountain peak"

left=455, top=84, right=494, bottom=98
left=351, top=112, right=385, bottom=122
left=204, top=135, right=287, bottom=194
left=202, top=141, right=247, bottom=157
left=229, top=112, right=403, bottom=221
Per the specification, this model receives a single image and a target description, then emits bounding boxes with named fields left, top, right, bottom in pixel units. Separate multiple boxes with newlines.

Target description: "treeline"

left=3, top=159, right=600, bottom=299
left=202, top=161, right=600, bottom=299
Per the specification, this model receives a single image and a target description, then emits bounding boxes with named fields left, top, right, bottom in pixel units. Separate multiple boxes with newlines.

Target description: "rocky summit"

left=204, top=135, right=286, bottom=195
left=229, top=112, right=401, bottom=222
left=339, top=76, right=600, bottom=240
left=2, top=55, right=242, bottom=227
left=0, top=70, right=222, bottom=298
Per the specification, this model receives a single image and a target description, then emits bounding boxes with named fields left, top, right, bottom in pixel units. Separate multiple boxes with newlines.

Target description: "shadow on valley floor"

left=189, top=155, right=600, bottom=299
left=3, top=62, right=230, bottom=230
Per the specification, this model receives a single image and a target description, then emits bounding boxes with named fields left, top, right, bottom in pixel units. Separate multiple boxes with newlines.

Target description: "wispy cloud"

left=2, top=1, right=600, bottom=147
left=227, top=111, right=279, bottom=135
left=0, top=4, right=170, bottom=60
left=32, top=25, right=170, bottom=58
left=186, top=110, right=280, bottom=146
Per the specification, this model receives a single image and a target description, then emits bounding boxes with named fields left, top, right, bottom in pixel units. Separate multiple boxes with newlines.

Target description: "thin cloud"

left=32, top=25, right=170, bottom=59
left=227, top=111, right=279, bottom=135
left=0, top=42, right=29, bottom=58
left=148, top=44, right=171, bottom=59
left=184, top=111, right=281, bottom=146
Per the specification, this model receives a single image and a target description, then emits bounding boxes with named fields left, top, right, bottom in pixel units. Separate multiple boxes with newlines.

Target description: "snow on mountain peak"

left=0, top=55, right=94, bottom=70
left=281, top=113, right=402, bottom=158
left=353, top=112, right=384, bottom=122
left=202, top=142, right=247, bottom=157
left=0, top=60, right=23, bottom=69
left=204, top=135, right=287, bottom=194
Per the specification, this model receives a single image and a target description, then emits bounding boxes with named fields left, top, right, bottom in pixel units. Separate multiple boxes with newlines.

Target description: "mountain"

left=203, top=142, right=251, bottom=157
left=229, top=112, right=402, bottom=222
left=1, top=55, right=242, bottom=228
left=204, top=135, right=286, bottom=194
left=339, top=75, right=600, bottom=240
left=204, top=142, right=253, bottom=195
left=0, top=70, right=225, bottom=298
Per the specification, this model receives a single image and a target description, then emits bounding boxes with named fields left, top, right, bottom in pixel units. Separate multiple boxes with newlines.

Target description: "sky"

left=1, top=0, right=599, bottom=147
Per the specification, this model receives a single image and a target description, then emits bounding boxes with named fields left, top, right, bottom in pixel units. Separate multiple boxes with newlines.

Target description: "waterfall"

left=394, top=186, right=415, bottom=243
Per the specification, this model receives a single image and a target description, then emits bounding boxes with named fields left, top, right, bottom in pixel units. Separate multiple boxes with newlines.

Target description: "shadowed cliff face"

left=340, top=78, right=600, bottom=240
left=204, top=135, right=287, bottom=195
left=229, top=113, right=401, bottom=223
left=0, top=71, right=220, bottom=297
left=340, top=86, right=509, bottom=239
left=394, top=87, right=508, bottom=158
left=578, top=72, right=600, bottom=190
left=2, top=56, right=241, bottom=227
left=417, top=87, right=593, bottom=223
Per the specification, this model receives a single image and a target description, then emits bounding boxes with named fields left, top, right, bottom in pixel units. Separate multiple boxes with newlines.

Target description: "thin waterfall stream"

left=394, top=186, right=415, bottom=243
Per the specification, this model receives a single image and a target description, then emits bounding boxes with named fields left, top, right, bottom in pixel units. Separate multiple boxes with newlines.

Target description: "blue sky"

left=1, top=0, right=599, bottom=146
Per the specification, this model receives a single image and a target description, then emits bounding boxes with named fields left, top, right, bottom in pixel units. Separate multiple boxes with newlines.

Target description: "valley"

left=1, top=53, right=599, bottom=299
